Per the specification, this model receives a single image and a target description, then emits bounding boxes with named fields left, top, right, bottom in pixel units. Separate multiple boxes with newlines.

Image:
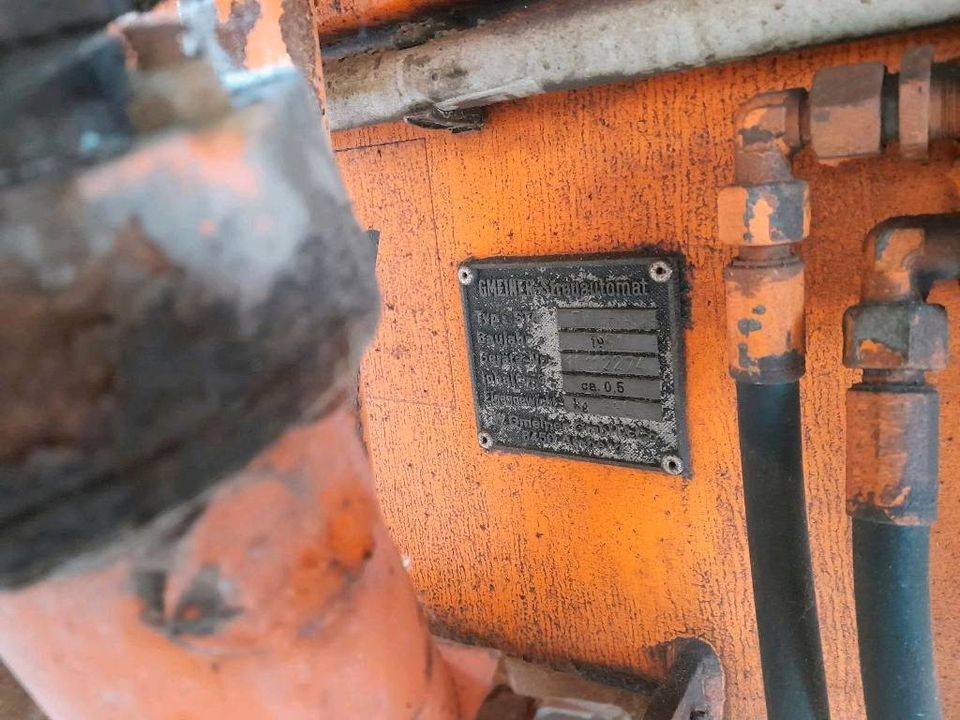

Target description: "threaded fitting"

left=931, top=64, right=960, bottom=140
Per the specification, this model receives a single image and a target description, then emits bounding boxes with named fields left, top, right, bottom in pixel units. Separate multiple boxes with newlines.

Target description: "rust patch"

left=717, top=181, right=809, bottom=246
left=856, top=339, right=906, bottom=367
left=169, top=566, right=243, bottom=637
left=215, top=0, right=261, bottom=67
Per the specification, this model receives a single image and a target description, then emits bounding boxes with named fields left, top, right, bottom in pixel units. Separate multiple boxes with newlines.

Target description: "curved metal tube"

left=844, top=214, right=960, bottom=720
left=323, top=0, right=960, bottom=130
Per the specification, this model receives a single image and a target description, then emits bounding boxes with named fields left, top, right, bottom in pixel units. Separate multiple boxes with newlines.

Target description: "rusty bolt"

left=120, top=18, right=196, bottom=71
left=899, top=46, right=935, bottom=160
left=120, top=18, right=230, bottom=132
left=717, top=180, right=809, bottom=246
left=843, top=302, right=948, bottom=371
left=810, top=62, right=886, bottom=163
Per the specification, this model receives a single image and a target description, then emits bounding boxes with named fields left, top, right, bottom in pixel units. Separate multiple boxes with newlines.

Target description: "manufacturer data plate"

left=459, top=255, right=688, bottom=475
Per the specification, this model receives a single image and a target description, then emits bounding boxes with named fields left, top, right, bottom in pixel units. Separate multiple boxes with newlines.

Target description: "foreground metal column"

left=0, top=10, right=470, bottom=718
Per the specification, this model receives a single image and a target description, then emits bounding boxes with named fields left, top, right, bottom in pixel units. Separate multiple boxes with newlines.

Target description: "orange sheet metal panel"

left=331, top=25, right=960, bottom=720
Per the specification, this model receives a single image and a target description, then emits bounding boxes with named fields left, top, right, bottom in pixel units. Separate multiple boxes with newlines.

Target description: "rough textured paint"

left=328, top=21, right=960, bottom=720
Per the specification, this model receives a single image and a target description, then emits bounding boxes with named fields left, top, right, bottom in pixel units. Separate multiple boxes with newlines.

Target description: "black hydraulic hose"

left=853, top=520, right=940, bottom=720
left=736, top=382, right=831, bottom=720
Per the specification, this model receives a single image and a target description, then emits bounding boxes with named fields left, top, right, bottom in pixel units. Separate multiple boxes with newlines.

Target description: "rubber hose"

left=853, top=520, right=940, bottom=720
left=736, top=381, right=831, bottom=720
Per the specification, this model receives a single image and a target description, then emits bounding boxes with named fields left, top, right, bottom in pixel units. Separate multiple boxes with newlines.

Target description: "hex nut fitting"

left=843, top=302, right=948, bottom=371
left=734, top=89, right=805, bottom=153
left=717, top=180, right=810, bottom=246
left=899, top=46, right=935, bottom=160
left=810, top=62, right=886, bottom=163
left=846, top=385, right=939, bottom=525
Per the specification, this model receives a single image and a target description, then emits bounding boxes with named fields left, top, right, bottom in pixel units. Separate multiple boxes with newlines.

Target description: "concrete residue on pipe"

left=322, top=0, right=960, bottom=130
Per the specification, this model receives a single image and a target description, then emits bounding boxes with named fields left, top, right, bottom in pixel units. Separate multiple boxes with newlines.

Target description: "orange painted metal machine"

left=2, top=1, right=960, bottom=719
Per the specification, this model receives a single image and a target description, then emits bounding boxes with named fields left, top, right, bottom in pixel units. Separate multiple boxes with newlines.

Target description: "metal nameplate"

left=458, top=255, right=688, bottom=476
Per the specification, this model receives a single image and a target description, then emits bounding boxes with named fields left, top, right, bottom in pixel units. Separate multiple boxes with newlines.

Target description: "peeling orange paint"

left=330, top=21, right=960, bottom=720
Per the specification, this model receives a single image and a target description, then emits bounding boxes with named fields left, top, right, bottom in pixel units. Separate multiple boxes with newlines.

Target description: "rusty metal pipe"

left=720, top=86, right=829, bottom=720
left=320, top=0, right=960, bottom=131
left=858, top=214, right=960, bottom=303
left=719, top=50, right=960, bottom=720
left=843, top=214, right=960, bottom=720
left=0, top=405, right=467, bottom=720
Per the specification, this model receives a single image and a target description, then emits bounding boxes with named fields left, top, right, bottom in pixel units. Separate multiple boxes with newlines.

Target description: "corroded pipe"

left=843, top=214, right=960, bottom=720
left=718, top=49, right=960, bottom=720
left=719, top=86, right=827, bottom=720
left=319, top=0, right=960, bottom=131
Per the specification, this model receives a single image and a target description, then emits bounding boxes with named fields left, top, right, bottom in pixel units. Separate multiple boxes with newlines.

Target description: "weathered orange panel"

left=332, top=25, right=960, bottom=720
left=338, top=142, right=456, bottom=407
left=313, top=0, right=472, bottom=39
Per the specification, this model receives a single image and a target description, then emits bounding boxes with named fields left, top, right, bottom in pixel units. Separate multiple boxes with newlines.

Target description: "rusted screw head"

left=478, top=431, right=494, bottom=449
left=119, top=17, right=230, bottom=133
left=810, top=62, right=886, bottom=163
left=843, top=302, right=948, bottom=371
left=458, top=265, right=475, bottom=285
left=121, top=19, right=196, bottom=71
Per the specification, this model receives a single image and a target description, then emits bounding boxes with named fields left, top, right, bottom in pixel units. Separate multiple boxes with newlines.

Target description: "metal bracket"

left=404, top=106, right=486, bottom=133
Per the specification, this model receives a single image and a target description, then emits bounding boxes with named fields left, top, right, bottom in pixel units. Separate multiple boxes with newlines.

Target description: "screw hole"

left=478, top=432, right=493, bottom=449
left=458, top=266, right=475, bottom=285
left=649, top=260, right=673, bottom=283
left=661, top=455, right=683, bottom=475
